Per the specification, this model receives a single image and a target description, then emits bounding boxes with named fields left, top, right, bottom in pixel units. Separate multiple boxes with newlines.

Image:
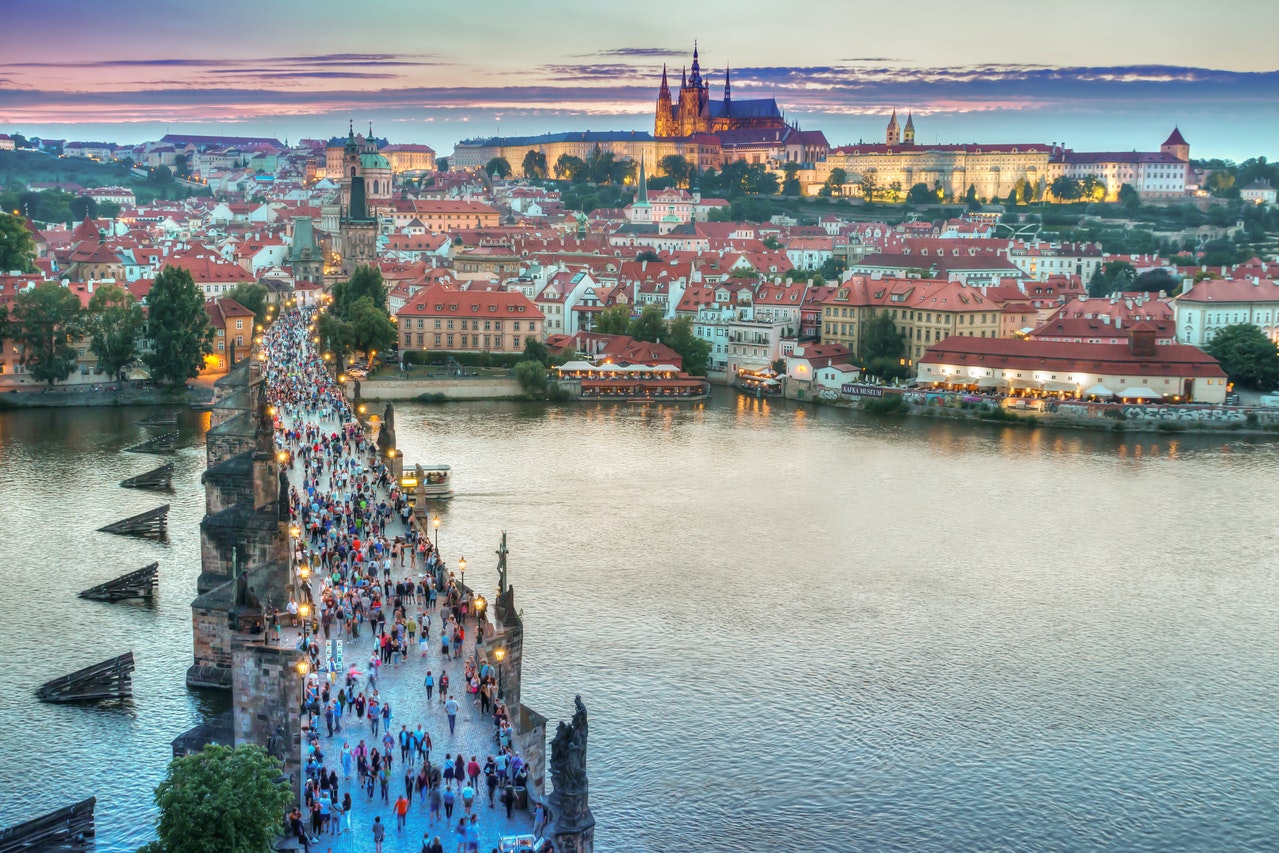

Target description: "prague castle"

left=654, top=44, right=788, bottom=137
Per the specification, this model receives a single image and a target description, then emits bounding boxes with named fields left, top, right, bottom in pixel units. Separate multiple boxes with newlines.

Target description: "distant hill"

left=0, top=150, right=203, bottom=203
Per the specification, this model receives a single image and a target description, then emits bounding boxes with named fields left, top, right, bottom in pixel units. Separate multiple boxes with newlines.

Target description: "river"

left=2, top=390, right=1278, bottom=851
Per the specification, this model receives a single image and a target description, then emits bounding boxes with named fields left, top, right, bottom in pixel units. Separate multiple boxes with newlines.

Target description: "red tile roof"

left=921, top=336, right=1225, bottom=377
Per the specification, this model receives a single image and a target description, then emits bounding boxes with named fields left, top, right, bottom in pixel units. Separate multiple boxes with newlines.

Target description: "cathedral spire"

left=660, top=63, right=669, bottom=96
left=637, top=156, right=649, bottom=205
left=682, top=66, right=687, bottom=87
left=689, top=41, right=702, bottom=87
left=724, top=64, right=731, bottom=103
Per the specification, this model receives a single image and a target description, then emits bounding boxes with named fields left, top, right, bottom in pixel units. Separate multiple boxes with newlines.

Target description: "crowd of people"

left=262, top=307, right=548, bottom=853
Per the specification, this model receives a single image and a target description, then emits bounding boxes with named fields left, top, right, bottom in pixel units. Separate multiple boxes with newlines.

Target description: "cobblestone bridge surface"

left=281, top=405, right=540, bottom=853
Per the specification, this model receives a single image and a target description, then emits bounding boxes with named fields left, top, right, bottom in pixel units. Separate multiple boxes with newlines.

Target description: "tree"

left=586, top=146, right=616, bottom=185
left=594, top=304, right=631, bottom=335
left=1205, top=171, right=1235, bottom=196
left=485, top=157, right=512, bottom=179
left=347, top=296, right=396, bottom=358
left=825, top=168, right=848, bottom=197
left=964, top=184, right=980, bottom=211
left=664, top=315, right=710, bottom=377
left=1087, top=268, right=1110, bottom=298
left=858, top=171, right=877, bottom=202
left=780, top=163, right=801, bottom=197
left=1118, top=183, right=1141, bottom=212
left=145, top=265, right=213, bottom=386
left=436, top=157, right=449, bottom=173
left=227, top=282, right=269, bottom=329
left=1205, top=323, right=1279, bottom=390
left=554, top=154, right=587, bottom=183
left=1202, top=239, right=1240, bottom=267
left=659, top=155, right=691, bottom=188
left=522, top=336, right=550, bottom=367
left=907, top=182, right=933, bottom=204
left=635, top=249, right=661, bottom=262
left=69, top=196, right=98, bottom=221
left=148, top=165, right=174, bottom=186
left=140, top=744, right=292, bottom=853
left=9, top=282, right=84, bottom=385
left=337, top=265, right=387, bottom=314
left=1132, top=268, right=1179, bottom=295
left=860, top=310, right=909, bottom=379
left=521, top=150, right=548, bottom=180
left=0, top=212, right=36, bottom=272
left=628, top=304, right=666, bottom=343
left=88, top=283, right=143, bottom=380
left=1050, top=176, right=1083, bottom=201
left=515, top=359, right=550, bottom=397
left=888, top=181, right=903, bottom=203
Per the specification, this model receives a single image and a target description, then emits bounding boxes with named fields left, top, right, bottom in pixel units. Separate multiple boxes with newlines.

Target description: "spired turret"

left=904, top=111, right=915, bottom=146
left=886, top=110, right=901, bottom=146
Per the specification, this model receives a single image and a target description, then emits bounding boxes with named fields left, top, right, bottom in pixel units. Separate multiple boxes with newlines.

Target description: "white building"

left=1174, top=277, right=1279, bottom=346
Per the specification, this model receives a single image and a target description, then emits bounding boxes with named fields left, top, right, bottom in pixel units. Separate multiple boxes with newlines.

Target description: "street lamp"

left=492, top=645, right=507, bottom=700
left=432, top=515, right=441, bottom=552
left=473, top=595, right=487, bottom=639
left=458, top=556, right=467, bottom=593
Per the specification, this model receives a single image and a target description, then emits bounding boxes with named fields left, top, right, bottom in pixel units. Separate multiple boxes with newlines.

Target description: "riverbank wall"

left=356, top=377, right=523, bottom=401
left=0, top=384, right=213, bottom=409
left=783, top=378, right=1279, bottom=436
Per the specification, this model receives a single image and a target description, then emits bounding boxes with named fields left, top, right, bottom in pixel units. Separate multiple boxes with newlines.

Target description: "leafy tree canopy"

left=1205, top=323, right=1279, bottom=390
left=10, top=281, right=84, bottom=385
left=88, top=282, right=143, bottom=379
left=140, top=744, right=292, bottom=853
left=0, top=212, right=36, bottom=272
left=145, top=265, right=213, bottom=386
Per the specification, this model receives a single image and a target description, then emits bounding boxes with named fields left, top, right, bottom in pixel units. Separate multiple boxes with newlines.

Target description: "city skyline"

left=2, top=0, right=1277, bottom=159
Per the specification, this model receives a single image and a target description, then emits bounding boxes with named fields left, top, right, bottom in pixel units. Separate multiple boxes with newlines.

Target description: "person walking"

left=395, top=793, right=410, bottom=831
left=460, top=783, right=475, bottom=815
left=429, top=783, right=442, bottom=822
left=442, top=785, right=455, bottom=819
left=371, top=815, right=385, bottom=853
left=444, top=695, right=459, bottom=734
left=424, top=670, right=434, bottom=700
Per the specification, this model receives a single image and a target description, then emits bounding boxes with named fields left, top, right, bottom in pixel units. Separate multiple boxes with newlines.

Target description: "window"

left=434, top=334, right=442, bottom=346
left=434, top=319, right=441, bottom=329
left=447, top=320, right=454, bottom=330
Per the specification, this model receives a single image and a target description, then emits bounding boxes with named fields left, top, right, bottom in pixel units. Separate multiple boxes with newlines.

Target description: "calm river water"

left=2, top=391, right=1278, bottom=852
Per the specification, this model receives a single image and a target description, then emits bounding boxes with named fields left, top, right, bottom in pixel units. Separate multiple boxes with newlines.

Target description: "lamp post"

left=432, top=515, right=441, bottom=553
left=458, top=555, right=467, bottom=599
left=473, top=595, right=487, bottom=638
left=492, top=645, right=507, bottom=700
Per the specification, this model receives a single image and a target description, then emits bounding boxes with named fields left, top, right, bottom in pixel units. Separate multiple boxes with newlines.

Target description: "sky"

left=1, top=0, right=1277, bottom=160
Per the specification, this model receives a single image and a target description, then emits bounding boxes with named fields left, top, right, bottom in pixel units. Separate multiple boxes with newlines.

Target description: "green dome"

left=360, top=152, right=390, bottom=169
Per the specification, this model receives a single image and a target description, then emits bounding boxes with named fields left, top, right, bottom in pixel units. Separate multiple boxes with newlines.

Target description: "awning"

left=976, top=376, right=1003, bottom=388
left=1042, top=380, right=1076, bottom=392
left=1083, top=383, right=1114, bottom=398
left=1119, top=386, right=1164, bottom=399
left=1005, top=377, right=1041, bottom=388
left=945, top=375, right=974, bottom=385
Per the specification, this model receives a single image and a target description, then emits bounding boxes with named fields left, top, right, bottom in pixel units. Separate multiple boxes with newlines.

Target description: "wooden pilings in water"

left=120, top=461, right=174, bottom=490
left=79, top=562, right=158, bottom=601
left=0, top=797, right=96, bottom=852
left=97, top=504, right=169, bottom=538
left=36, top=653, right=134, bottom=703
left=124, top=431, right=177, bottom=454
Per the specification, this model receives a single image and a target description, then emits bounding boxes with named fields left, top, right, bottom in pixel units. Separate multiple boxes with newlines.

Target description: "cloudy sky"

left=2, top=0, right=1276, bottom=160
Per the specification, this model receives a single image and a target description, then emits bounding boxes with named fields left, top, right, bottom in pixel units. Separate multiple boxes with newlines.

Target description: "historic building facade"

left=654, top=45, right=788, bottom=137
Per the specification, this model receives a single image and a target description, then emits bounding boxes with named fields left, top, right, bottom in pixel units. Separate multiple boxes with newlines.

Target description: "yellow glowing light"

left=297, top=660, right=309, bottom=675
left=493, top=647, right=507, bottom=662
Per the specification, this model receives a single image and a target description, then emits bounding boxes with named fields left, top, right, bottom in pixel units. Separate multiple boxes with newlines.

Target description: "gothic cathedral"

left=654, top=44, right=788, bottom=138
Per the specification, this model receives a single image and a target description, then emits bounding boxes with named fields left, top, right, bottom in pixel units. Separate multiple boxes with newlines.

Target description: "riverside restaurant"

left=555, top=361, right=711, bottom=401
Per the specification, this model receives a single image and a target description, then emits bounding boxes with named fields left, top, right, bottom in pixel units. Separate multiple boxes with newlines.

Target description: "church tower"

left=339, top=175, right=377, bottom=277
left=655, top=64, right=676, bottom=137
left=1161, top=126, right=1190, bottom=162
left=903, top=112, right=915, bottom=146
left=886, top=110, right=901, bottom=146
